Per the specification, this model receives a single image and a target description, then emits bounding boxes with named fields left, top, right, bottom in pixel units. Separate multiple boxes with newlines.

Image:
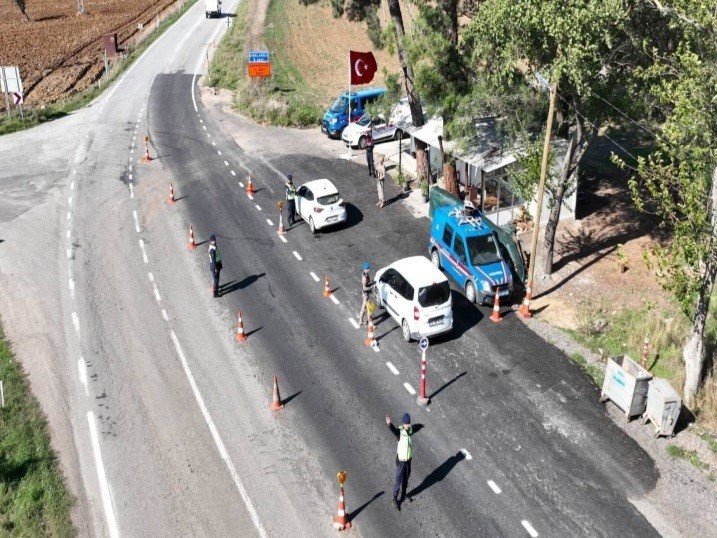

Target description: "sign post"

left=1, top=66, right=24, bottom=120
left=417, top=337, right=430, bottom=406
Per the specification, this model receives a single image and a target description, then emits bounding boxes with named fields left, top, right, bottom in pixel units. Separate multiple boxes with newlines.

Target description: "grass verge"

left=569, top=353, right=605, bottom=387
left=0, top=0, right=198, bottom=137
left=666, top=444, right=709, bottom=470
left=208, top=0, right=323, bottom=126
left=0, top=323, right=74, bottom=535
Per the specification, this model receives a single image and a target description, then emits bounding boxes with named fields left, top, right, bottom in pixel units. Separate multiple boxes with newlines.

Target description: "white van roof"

left=392, top=256, right=448, bottom=287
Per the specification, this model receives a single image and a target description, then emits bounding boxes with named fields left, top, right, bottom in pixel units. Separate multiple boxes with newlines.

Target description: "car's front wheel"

left=393, top=129, right=403, bottom=141
left=358, top=136, right=367, bottom=150
left=401, top=319, right=412, bottom=342
left=309, top=217, right=317, bottom=234
left=465, top=281, right=476, bottom=304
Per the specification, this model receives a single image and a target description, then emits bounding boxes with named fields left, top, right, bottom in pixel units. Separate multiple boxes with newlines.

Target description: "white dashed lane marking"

left=255, top=205, right=262, bottom=211
left=71, top=312, right=80, bottom=335
left=212, top=141, right=216, bottom=145
left=460, top=449, right=473, bottom=461
left=217, top=150, right=222, bottom=155
left=487, top=480, right=501, bottom=494
left=224, top=160, right=229, bottom=166
left=522, top=521, right=538, bottom=538
left=70, top=181, right=75, bottom=189
left=310, top=272, right=320, bottom=282
left=153, top=285, right=161, bottom=302
left=386, top=362, right=399, bottom=375
left=67, top=211, right=71, bottom=221
left=67, top=248, right=72, bottom=259
left=139, top=239, right=149, bottom=264
left=66, top=230, right=71, bottom=239
left=279, top=235, right=287, bottom=243
left=77, top=358, right=88, bottom=397
left=161, top=309, right=169, bottom=321
left=148, top=272, right=154, bottom=282
left=247, top=193, right=254, bottom=200
left=349, top=318, right=360, bottom=329
left=329, top=295, right=339, bottom=305
left=231, top=170, right=236, bottom=176
left=292, top=251, right=302, bottom=261
left=68, top=279, right=75, bottom=297
left=403, top=382, right=416, bottom=395
left=239, top=181, right=245, bottom=188
left=133, top=210, right=141, bottom=233
left=129, top=174, right=133, bottom=180
left=129, top=183, right=134, bottom=199
left=266, top=219, right=274, bottom=226
left=203, top=125, right=207, bottom=130
left=68, top=196, right=72, bottom=204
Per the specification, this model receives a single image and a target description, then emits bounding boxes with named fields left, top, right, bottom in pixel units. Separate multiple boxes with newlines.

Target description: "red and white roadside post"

left=641, top=336, right=650, bottom=369
left=417, top=337, right=430, bottom=406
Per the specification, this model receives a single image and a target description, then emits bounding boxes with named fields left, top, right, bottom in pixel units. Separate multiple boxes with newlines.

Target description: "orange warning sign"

left=248, top=62, right=272, bottom=78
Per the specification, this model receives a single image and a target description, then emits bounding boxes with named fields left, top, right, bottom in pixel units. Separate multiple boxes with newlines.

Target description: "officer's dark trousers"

left=393, top=460, right=411, bottom=500
left=366, top=150, right=375, bottom=177
left=286, top=200, right=296, bottom=226
left=212, top=268, right=221, bottom=295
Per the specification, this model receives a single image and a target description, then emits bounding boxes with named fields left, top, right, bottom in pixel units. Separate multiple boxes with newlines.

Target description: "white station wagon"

left=295, top=179, right=347, bottom=233
left=374, top=256, right=453, bottom=341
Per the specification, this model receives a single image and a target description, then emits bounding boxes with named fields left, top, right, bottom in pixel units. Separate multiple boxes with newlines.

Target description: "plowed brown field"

left=0, top=0, right=182, bottom=107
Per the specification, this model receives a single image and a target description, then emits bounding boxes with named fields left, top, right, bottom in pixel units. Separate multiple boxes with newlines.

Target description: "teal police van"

left=429, top=203, right=514, bottom=305
left=321, top=87, right=387, bottom=138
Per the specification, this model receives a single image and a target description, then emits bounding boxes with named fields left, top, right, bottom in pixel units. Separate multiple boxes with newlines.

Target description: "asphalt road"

left=0, top=1, right=664, bottom=537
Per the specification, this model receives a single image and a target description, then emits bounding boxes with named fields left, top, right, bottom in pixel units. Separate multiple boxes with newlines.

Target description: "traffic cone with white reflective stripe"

left=518, top=282, right=533, bottom=319
left=270, top=374, right=284, bottom=410
left=168, top=182, right=176, bottom=204
left=323, top=275, right=331, bottom=297
left=332, top=484, right=351, bottom=531
left=490, top=288, right=502, bottom=323
left=246, top=175, right=255, bottom=195
left=141, top=135, right=152, bottom=163
left=364, top=318, right=376, bottom=347
left=188, top=225, right=197, bottom=251
left=235, top=310, right=248, bottom=342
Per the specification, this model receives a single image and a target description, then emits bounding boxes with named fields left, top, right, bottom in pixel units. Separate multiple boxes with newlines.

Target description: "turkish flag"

left=350, top=51, right=377, bottom=85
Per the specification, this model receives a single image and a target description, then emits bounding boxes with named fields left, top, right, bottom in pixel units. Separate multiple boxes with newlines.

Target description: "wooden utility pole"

left=518, top=80, right=558, bottom=318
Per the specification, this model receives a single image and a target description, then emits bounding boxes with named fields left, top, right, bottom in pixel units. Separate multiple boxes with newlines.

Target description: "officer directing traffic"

left=358, top=262, right=374, bottom=326
left=386, top=413, right=414, bottom=511
left=285, top=174, right=297, bottom=227
left=208, top=234, right=222, bottom=298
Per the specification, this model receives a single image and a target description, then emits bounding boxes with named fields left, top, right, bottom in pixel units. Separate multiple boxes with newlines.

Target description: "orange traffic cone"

left=168, top=182, right=176, bottom=204
left=332, top=485, right=351, bottom=531
left=246, top=176, right=255, bottom=195
left=490, top=288, right=502, bottom=323
left=270, top=374, right=284, bottom=411
left=364, top=318, right=376, bottom=347
left=235, top=311, right=248, bottom=342
left=323, top=275, right=331, bottom=297
left=188, top=225, right=197, bottom=251
left=141, top=136, right=152, bottom=163
left=277, top=210, right=286, bottom=235
left=518, top=283, right=532, bottom=318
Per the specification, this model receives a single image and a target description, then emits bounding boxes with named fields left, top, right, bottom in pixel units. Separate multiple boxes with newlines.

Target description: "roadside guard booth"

left=600, top=355, right=653, bottom=420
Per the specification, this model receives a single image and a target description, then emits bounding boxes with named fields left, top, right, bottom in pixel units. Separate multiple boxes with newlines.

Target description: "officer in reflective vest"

left=386, top=412, right=413, bottom=510
left=285, top=174, right=297, bottom=226
left=358, top=262, right=374, bottom=326
left=208, top=234, right=222, bottom=298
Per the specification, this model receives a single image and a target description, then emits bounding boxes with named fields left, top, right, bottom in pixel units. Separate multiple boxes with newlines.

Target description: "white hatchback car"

left=374, top=256, right=453, bottom=342
left=341, top=113, right=402, bottom=149
left=295, top=179, right=347, bottom=233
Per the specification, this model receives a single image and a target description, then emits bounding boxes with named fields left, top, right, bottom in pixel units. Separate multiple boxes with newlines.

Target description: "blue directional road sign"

left=248, top=51, right=270, bottom=63
left=418, top=337, right=429, bottom=352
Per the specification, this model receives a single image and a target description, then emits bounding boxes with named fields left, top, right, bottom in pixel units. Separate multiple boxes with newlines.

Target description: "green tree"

left=620, top=1, right=717, bottom=404
left=465, top=0, right=654, bottom=275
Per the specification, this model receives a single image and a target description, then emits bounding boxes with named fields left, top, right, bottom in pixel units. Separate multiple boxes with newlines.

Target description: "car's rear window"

left=318, top=193, right=340, bottom=205
left=418, top=282, right=450, bottom=307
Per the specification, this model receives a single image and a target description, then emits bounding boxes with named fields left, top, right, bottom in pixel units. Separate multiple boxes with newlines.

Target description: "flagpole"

left=348, top=50, right=351, bottom=126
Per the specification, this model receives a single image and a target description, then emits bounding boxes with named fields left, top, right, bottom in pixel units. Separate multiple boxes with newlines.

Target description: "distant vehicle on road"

left=374, top=256, right=453, bottom=342
left=341, top=113, right=403, bottom=149
left=295, top=179, right=347, bottom=233
left=204, top=0, right=222, bottom=17
left=429, top=203, right=513, bottom=305
left=321, top=87, right=386, bottom=138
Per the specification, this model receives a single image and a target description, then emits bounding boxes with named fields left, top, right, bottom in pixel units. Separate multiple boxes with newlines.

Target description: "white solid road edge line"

left=386, top=362, right=399, bottom=375
left=522, top=520, right=539, bottom=537
left=87, top=411, right=120, bottom=538
left=487, top=480, right=501, bottom=494
left=403, top=382, right=416, bottom=395
left=169, top=331, right=267, bottom=537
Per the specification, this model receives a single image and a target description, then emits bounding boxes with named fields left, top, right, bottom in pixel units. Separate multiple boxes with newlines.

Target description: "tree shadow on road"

left=407, top=451, right=465, bottom=499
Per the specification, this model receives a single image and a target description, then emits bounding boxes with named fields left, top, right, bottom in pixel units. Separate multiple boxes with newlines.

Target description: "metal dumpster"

left=600, top=355, right=653, bottom=420
left=643, top=378, right=682, bottom=437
